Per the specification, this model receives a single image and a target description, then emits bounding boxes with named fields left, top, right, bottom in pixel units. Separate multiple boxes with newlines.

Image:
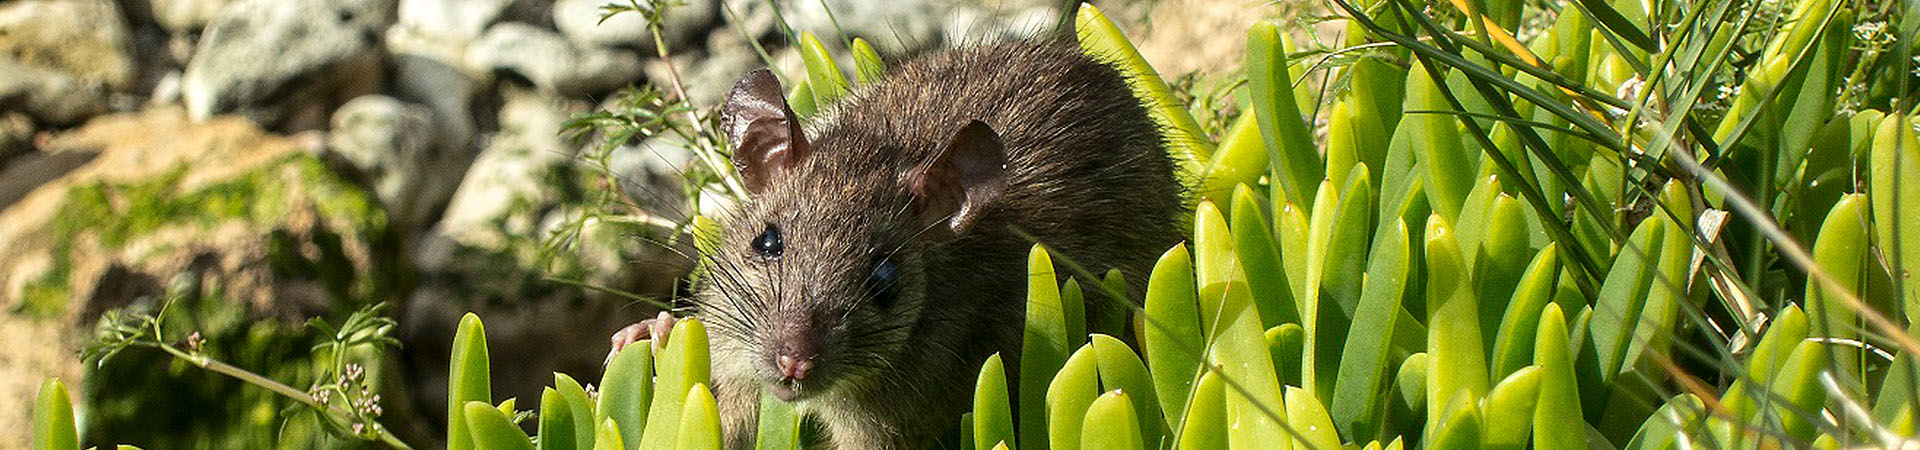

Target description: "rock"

left=0, top=59, right=110, bottom=126
left=784, top=0, right=949, bottom=54
left=607, top=132, right=698, bottom=218
left=151, top=0, right=241, bottom=32
left=499, top=0, right=557, bottom=28
left=181, top=0, right=389, bottom=128
left=0, top=107, right=358, bottom=313
left=423, top=88, right=577, bottom=257
left=327, top=96, right=462, bottom=230
left=0, top=0, right=137, bottom=91
left=384, top=25, right=482, bottom=158
left=722, top=0, right=780, bottom=40
left=397, top=0, right=512, bottom=41
left=642, top=29, right=761, bottom=108
left=552, top=0, right=717, bottom=49
left=945, top=5, right=1059, bottom=45
left=0, top=107, right=404, bottom=447
left=0, top=112, right=31, bottom=169
left=465, top=23, right=642, bottom=96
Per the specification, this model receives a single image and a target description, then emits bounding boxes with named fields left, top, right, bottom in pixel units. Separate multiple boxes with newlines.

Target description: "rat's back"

left=692, top=38, right=1187, bottom=450
left=812, top=39, right=1185, bottom=289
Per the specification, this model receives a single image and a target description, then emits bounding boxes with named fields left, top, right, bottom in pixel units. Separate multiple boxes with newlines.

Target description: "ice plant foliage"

left=35, top=0, right=1920, bottom=449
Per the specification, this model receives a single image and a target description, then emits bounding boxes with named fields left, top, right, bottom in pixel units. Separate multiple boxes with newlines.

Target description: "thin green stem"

left=146, top=343, right=417, bottom=450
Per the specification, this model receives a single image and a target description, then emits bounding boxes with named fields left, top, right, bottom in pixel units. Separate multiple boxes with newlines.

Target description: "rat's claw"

left=605, top=311, right=679, bottom=367
left=647, top=311, right=675, bottom=348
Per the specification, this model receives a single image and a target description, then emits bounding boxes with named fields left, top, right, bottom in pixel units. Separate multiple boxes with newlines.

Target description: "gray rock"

left=327, top=96, right=461, bottom=230
left=397, top=0, right=512, bottom=41
left=498, top=0, right=558, bottom=28
left=429, top=88, right=578, bottom=252
left=607, top=132, right=697, bottom=219
left=784, top=0, right=949, bottom=54
left=151, top=0, right=240, bottom=32
left=465, top=23, right=642, bottom=96
left=0, top=0, right=136, bottom=91
left=721, top=0, right=779, bottom=40
left=0, top=112, right=30, bottom=168
left=385, top=25, right=481, bottom=159
left=0, top=59, right=110, bottom=126
left=642, top=29, right=761, bottom=108
left=552, top=0, right=717, bottom=49
left=181, top=0, right=389, bottom=127
left=945, top=5, right=1059, bottom=44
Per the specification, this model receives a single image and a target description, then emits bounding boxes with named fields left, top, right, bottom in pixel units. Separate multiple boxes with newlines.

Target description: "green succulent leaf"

left=1142, top=244, right=1203, bottom=426
left=450, top=314, right=494, bottom=450
left=538, top=388, right=578, bottom=450
left=599, top=342, right=653, bottom=450
left=676, top=384, right=723, bottom=450
left=1021, top=245, right=1070, bottom=450
left=639, top=320, right=712, bottom=450
left=974, top=353, right=1016, bottom=450
left=33, top=379, right=77, bottom=450
left=466, top=401, right=535, bottom=450
left=798, top=32, right=850, bottom=107
left=1081, top=391, right=1144, bottom=450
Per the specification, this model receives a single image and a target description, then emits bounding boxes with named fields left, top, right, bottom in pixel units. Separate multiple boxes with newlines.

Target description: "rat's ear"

left=721, top=69, right=810, bottom=194
left=909, top=120, right=1007, bottom=236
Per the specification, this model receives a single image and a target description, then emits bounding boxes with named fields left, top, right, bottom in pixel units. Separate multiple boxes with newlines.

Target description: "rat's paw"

left=605, top=311, right=677, bottom=366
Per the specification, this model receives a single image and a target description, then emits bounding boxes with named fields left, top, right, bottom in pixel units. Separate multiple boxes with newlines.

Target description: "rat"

left=607, top=38, right=1184, bottom=449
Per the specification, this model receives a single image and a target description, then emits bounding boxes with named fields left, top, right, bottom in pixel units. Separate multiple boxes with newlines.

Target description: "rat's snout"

left=774, top=340, right=816, bottom=381
left=768, top=318, right=822, bottom=383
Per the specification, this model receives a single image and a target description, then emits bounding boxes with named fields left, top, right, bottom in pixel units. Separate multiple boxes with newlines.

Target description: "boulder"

left=783, top=0, right=949, bottom=54
left=552, top=0, right=717, bottom=49
left=945, top=5, right=1059, bottom=45
left=0, top=112, right=31, bottom=169
left=396, top=0, right=513, bottom=41
left=0, top=60, right=110, bottom=127
left=151, top=0, right=241, bottom=32
left=0, top=0, right=137, bottom=91
left=641, top=28, right=762, bottom=109
left=465, top=22, right=642, bottom=96
left=327, top=96, right=463, bottom=231
left=384, top=25, right=482, bottom=159
left=423, top=87, right=577, bottom=256
left=607, top=132, right=698, bottom=219
left=181, top=0, right=389, bottom=128
left=0, top=107, right=404, bottom=447
left=0, top=107, right=377, bottom=317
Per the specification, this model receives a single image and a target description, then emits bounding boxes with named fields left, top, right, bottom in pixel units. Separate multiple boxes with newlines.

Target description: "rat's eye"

left=752, top=224, right=783, bottom=258
left=866, top=256, right=901, bottom=306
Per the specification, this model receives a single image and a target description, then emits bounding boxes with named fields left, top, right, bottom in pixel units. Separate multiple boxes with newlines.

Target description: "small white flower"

left=1854, top=21, right=1887, bottom=42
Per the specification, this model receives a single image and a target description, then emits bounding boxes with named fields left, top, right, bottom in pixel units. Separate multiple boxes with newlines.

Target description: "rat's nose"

left=774, top=341, right=816, bottom=381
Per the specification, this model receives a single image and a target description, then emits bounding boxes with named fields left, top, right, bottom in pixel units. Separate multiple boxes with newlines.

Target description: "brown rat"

left=609, top=38, right=1184, bottom=449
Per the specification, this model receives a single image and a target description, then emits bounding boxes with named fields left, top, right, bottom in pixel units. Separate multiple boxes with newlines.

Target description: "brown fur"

left=696, top=39, right=1183, bottom=449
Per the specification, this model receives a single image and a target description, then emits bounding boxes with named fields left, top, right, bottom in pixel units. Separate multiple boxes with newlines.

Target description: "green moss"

left=16, top=153, right=392, bottom=318
left=18, top=268, right=69, bottom=318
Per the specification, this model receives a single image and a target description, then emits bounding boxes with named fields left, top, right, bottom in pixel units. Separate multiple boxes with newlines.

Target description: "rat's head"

left=695, top=69, right=1007, bottom=402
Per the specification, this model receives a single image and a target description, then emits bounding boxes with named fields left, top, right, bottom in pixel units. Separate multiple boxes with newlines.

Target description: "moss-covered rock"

left=0, top=108, right=403, bottom=449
